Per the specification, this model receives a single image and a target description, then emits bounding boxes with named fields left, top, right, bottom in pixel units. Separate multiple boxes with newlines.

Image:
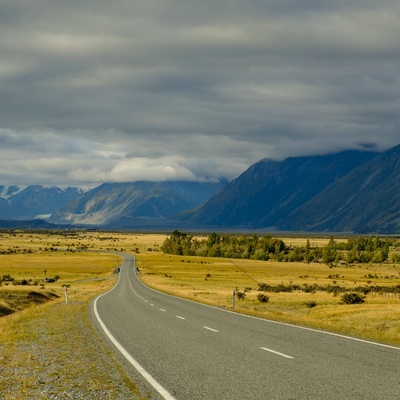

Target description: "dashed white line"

left=203, top=326, right=219, bottom=333
left=160, top=309, right=166, bottom=312
left=176, top=316, right=186, bottom=320
left=260, top=347, right=294, bottom=359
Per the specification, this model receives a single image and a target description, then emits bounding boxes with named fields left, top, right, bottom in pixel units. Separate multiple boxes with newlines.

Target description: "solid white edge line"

left=93, top=264, right=176, bottom=400
left=260, top=347, right=294, bottom=359
left=134, top=263, right=400, bottom=351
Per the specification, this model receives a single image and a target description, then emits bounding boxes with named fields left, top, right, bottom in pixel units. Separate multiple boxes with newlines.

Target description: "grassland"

left=136, top=236, right=400, bottom=346
left=0, top=230, right=399, bottom=397
left=1, top=230, right=399, bottom=347
left=0, top=230, right=155, bottom=398
left=0, top=230, right=164, bottom=317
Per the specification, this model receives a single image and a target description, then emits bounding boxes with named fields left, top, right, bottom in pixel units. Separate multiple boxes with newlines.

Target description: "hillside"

left=278, top=144, right=400, bottom=233
left=50, top=180, right=227, bottom=227
left=180, top=150, right=378, bottom=229
left=0, top=185, right=84, bottom=220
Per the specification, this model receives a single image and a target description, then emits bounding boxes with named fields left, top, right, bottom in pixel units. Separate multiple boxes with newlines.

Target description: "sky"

left=1, top=0, right=399, bottom=188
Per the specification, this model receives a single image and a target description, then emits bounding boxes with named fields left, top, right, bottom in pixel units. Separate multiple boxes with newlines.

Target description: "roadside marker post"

left=63, top=285, right=69, bottom=304
left=232, top=288, right=236, bottom=309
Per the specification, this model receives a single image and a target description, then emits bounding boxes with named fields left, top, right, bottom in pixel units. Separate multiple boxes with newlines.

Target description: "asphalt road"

left=91, top=253, right=400, bottom=400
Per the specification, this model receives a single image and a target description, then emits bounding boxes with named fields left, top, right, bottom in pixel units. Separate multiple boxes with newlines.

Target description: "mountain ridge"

left=50, top=180, right=228, bottom=227
left=179, top=150, right=379, bottom=229
left=278, top=144, right=400, bottom=233
left=3, top=145, right=400, bottom=233
left=0, top=185, right=84, bottom=220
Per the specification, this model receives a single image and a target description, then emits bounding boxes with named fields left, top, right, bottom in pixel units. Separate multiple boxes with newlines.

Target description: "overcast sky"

left=1, top=0, right=399, bottom=187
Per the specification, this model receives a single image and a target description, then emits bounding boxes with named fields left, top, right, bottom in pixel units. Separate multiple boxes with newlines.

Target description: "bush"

left=341, top=293, right=365, bottom=304
left=305, top=301, right=317, bottom=308
left=236, top=291, right=246, bottom=300
left=257, top=293, right=269, bottom=303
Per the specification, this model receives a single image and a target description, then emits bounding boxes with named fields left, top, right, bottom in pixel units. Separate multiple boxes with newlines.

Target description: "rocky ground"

left=0, top=295, right=149, bottom=399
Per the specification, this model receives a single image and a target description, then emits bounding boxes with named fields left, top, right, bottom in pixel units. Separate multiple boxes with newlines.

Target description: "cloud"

left=0, top=0, right=399, bottom=186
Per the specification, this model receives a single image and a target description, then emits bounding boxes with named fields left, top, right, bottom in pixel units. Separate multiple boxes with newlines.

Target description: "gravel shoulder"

left=0, top=284, right=149, bottom=400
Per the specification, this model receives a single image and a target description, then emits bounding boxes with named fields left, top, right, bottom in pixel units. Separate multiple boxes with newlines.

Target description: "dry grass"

left=1, top=230, right=399, bottom=349
left=276, top=236, right=348, bottom=247
left=0, top=281, right=145, bottom=399
left=136, top=250, right=400, bottom=346
left=0, top=231, right=126, bottom=337
left=1, top=230, right=398, bottom=399
left=0, top=231, right=149, bottom=398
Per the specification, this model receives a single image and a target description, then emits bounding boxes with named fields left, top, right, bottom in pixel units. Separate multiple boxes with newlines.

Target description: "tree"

left=161, top=230, right=194, bottom=255
left=207, top=232, right=221, bottom=249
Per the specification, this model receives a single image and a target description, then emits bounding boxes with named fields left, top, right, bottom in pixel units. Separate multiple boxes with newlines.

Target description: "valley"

left=1, top=229, right=399, bottom=397
left=1, top=230, right=399, bottom=345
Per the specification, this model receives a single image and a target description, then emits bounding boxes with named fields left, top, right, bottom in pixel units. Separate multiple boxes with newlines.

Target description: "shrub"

left=258, top=283, right=270, bottom=291
left=257, top=293, right=269, bottom=303
left=305, top=301, right=317, bottom=308
left=236, top=291, right=246, bottom=300
left=341, top=293, right=365, bottom=304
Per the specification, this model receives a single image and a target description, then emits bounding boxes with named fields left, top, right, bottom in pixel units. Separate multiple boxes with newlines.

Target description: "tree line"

left=161, top=230, right=397, bottom=264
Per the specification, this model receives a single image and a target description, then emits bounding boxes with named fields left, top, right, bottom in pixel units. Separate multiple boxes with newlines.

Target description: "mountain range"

left=178, top=150, right=379, bottom=230
left=179, top=144, right=400, bottom=234
left=0, top=185, right=83, bottom=220
left=49, top=180, right=228, bottom=227
left=277, top=144, right=400, bottom=233
left=2, top=144, right=400, bottom=233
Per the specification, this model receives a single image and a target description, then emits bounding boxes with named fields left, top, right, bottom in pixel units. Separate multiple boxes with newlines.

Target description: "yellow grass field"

left=1, top=231, right=399, bottom=346
left=136, top=240, right=400, bottom=346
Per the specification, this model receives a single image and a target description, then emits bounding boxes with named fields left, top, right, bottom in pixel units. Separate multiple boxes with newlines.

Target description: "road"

left=91, top=253, right=400, bottom=399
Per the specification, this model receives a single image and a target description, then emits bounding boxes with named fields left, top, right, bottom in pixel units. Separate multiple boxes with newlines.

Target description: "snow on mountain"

left=0, top=185, right=85, bottom=220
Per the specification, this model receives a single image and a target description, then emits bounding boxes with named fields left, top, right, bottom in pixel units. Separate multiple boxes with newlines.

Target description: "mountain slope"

left=180, top=150, right=378, bottom=229
left=278, top=144, right=400, bottom=233
left=0, top=185, right=84, bottom=220
left=50, top=180, right=227, bottom=226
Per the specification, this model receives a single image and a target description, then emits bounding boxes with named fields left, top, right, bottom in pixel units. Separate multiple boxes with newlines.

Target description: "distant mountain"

left=278, top=144, right=400, bottom=233
left=0, top=185, right=84, bottom=220
left=49, top=180, right=228, bottom=227
left=0, top=219, right=73, bottom=229
left=180, top=150, right=378, bottom=229
left=5, top=145, right=400, bottom=233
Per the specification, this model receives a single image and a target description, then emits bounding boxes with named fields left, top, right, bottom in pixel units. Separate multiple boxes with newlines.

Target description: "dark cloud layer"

left=1, top=0, right=399, bottom=186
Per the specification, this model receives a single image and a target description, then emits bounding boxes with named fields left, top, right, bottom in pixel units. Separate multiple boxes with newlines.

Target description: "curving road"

left=91, top=253, right=400, bottom=399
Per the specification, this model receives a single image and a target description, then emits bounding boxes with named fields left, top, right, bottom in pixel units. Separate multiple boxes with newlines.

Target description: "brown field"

left=0, top=231, right=166, bottom=321
left=1, top=230, right=399, bottom=346
left=136, top=238, right=400, bottom=346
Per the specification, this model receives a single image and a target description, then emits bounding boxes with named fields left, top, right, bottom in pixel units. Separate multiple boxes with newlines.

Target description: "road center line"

left=160, top=309, right=166, bottom=312
left=260, top=347, right=294, bottom=359
left=203, top=326, right=219, bottom=333
left=176, top=316, right=186, bottom=320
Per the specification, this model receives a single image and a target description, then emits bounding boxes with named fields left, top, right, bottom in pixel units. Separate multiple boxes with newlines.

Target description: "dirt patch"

left=0, top=290, right=60, bottom=316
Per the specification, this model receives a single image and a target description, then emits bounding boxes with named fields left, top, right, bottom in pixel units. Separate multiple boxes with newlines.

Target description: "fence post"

left=64, top=285, right=69, bottom=304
